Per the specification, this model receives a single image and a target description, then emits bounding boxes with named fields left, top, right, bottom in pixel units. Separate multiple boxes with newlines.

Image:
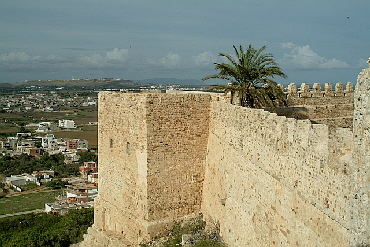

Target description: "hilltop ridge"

left=0, top=78, right=145, bottom=88
left=0, top=78, right=210, bottom=92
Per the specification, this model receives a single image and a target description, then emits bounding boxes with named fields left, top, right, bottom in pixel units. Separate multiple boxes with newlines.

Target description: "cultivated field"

left=51, top=125, right=98, bottom=146
left=0, top=190, right=61, bottom=215
left=0, top=106, right=98, bottom=146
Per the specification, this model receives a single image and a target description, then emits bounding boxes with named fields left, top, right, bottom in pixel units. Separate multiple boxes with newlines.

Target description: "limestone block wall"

left=266, top=83, right=354, bottom=129
left=94, top=92, right=149, bottom=245
left=351, top=60, right=370, bottom=245
left=287, top=95, right=354, bottom=106
left=273, top=103, right=353, bottom=120
left=145, top=92, right=211, bottom=225
left=81, top=87, right=366, bottom=246
left=286, top=82, right=354, bottom=99
left=84, top=91, right=212, bottom=246
left=202, top=102, right=353, bottom=246
left=271, top=104, right=354, bottom=129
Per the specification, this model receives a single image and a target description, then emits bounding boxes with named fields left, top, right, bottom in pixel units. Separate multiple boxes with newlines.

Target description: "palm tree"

left=202, top=44, right=287, bottom=108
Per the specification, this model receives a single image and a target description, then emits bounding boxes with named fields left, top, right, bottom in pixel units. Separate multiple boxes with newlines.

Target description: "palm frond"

left=202, top=44, right=287, bottom=108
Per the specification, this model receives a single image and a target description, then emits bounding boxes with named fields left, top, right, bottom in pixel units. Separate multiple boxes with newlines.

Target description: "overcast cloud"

left=279, top=42, right=350, bottom=70
left=0, top=0, right=369, bottom=85
left=193, top=52, right=216, bottom=67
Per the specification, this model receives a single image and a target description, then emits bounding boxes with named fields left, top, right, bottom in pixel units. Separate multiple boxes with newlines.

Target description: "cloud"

left=0, top=52, right=72, bottom=68
left=280, top=42, right=296, bottom=49
left=279, top=42, right=350, bottom=69
left=106, top=48, right=129, bottom=62
left=77, top=48, right=129, bottom=68
left=0, top=52, right=32, bottom=63
left=77, top=53, right=107, bottom=68
left=34, top=54, right=71, bottom=64
left=192, top=51, right=215, bottom=66
left=159, top=52, right=181, bottom=68
left=0, top=48, right=129, bottom=70
left=62, top=48, right=100, bottom=51
left=148, top=52, right=181, bottom=68
left=357, top=58, right=369, bottom=68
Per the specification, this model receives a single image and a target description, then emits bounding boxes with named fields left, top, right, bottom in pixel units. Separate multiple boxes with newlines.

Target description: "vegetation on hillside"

left=0, top=151, right=97, bottom=178
left=0, top=208, right=93, bottom=247
left=140, top=214, right=226, bottom=247
left=0, top=78, right=148, bottom=92
left=0, top=182, right=8, bottom=198
left=202, top=44, right=287, bottom=108
left=77, top=150, right=98, bottom=165
left=43, top=179, right=70, bottom=190
left=0, top=153, right=63, bottom=177
left=0, top=192, right=59, bottom=215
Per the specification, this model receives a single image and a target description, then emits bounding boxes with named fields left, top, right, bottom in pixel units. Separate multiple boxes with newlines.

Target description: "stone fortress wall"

left=272, top=82, right=354, bottom=128
left=203, top=103, right=352, bottom=246
left=82, top=92, right=218, bottom=246
left=86, top=93, right=149, bottom=246
left=82, top=65, right=369, bottom=246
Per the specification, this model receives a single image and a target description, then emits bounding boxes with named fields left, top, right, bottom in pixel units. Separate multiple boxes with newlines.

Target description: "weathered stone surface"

left=81, top=65, right=369, bottom=246
left=273, top=82, right=355, bottom=128
left=203, top=102, right=352, bottom=246
left=287, top=82, right=353, bottom=98
left=81, top=91, right=213, bottom=246
left=351, top=58, right=370, bottom=246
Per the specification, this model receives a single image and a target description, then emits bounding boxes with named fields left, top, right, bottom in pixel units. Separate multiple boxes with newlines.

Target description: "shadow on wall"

left=264, top=106, right=310, bottom=120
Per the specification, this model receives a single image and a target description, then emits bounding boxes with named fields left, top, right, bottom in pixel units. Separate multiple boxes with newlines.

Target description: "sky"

left=1, top=0, right=369, bottom=86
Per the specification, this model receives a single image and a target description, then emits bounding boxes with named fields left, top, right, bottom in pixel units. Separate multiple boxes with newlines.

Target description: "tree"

left=77, top=151, right=97, bottom=165
left=202, top=44, right=287, bottom=108
left=43, top=179, right=69, bottom=189
left=0, top=209, right=93, bottom=246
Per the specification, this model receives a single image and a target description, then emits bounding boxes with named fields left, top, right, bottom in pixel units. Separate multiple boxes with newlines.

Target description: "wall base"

left=80, top=225, right=134, bottom=247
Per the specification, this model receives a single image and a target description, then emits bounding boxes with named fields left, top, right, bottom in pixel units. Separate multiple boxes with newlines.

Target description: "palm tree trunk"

left=230, top=91, right=235, bottom=104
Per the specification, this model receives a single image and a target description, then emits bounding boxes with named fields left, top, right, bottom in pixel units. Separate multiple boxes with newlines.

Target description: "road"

left=0, top=209, right=44, bottom=219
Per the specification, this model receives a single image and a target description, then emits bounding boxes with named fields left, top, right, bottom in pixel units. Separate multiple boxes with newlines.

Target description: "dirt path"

left=5, top=186, right=57, bottom=198
left=0, top=209, right=44, bottom=219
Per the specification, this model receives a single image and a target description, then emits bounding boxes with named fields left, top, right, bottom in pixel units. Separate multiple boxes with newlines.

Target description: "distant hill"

left=0, top=78, right=145, bottom=88
left=0, top=78, right=211, bottom=92
left=136, top=78, right=204, bottom=85
left=0, top=78, right=206, bottom=88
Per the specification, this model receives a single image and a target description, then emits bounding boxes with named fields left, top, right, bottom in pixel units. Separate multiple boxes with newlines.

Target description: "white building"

left=36, top=122, right=59, bottom=133
left=5, top=137, right=18, bottom=149
left=59, top=120, right=76, bottom=129
left=42, top=134, right=57, bottom=148
left=77, top=139, right=88, bottom=150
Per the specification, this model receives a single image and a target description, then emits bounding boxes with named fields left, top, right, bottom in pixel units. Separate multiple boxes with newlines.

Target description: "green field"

left=19, top=183, right=38, bottom=191
left=51, top=125, right=98, bottom=146
left=0, top=208, right=94, bottom=246
left=0, top=106, right=98, bottom=145
left=0, top=107, right=97, bottom=125
left=0, top=124, right=18, bottom=133
left=0, top=191, right=62, bottom=215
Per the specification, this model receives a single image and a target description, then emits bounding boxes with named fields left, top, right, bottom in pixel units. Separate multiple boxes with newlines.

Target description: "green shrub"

left=141, top=214, right=225, bottom=247
left=43, top=179, right=69, bottom=189
left=0, top=208, right=93, bottom=247
left=194, top=239, right=226, bottom=247
left=19, top=182, right=37, bottom=191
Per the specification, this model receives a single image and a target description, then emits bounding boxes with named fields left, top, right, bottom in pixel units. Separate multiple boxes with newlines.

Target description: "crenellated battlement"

left=281, top=82, right=354, bottom=98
